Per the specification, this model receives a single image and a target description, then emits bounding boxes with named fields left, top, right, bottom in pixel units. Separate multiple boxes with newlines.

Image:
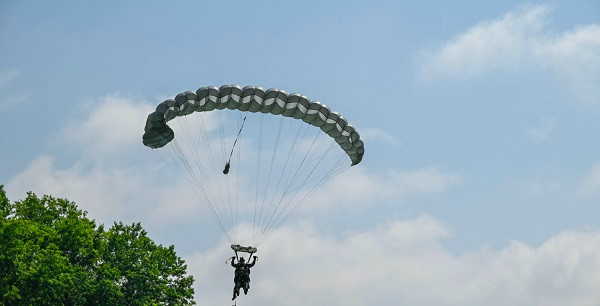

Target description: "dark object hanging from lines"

left=223, top=116, right=247, bottom=175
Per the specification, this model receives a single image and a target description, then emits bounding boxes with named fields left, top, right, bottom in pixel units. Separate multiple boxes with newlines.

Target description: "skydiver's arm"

left=231, top=257, right=237, bottom=267
left=248, top=256, right=257, bottom=267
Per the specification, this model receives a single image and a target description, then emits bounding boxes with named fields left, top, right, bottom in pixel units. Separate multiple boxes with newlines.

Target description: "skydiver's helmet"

left=239, top=257, right=245, bottom=263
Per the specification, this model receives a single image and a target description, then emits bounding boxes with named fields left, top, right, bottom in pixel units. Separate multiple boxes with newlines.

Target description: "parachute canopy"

left=143, top=85, right=364, bottom=165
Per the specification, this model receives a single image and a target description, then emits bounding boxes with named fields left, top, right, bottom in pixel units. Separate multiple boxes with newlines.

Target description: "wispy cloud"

left=419, top=5, right=548, bottom=79
left=6, top=156, right=461, bottom=229
left=578, top=163, right=600, bottom=198
left=187, top=216, right=600, bottom=305
left=5, top=153, right=211, bottom=227
left=526, top=116, right=556, bottom=142
left=360, top=127, right=400, bottom=145
left=0, top=69, right=28, bottom=110
left=525, top=179, right=561, bottom=196
left=6, top=94, right=209, bottom=226
left=0, top=69, right=20, bottom=87
left=418, top=4, right=600, bottom=104
left=62, top=94, right=154, bottom=158
left=0, top=93, right=29, bottom=110
left=303, top=166, right=462, bottom=211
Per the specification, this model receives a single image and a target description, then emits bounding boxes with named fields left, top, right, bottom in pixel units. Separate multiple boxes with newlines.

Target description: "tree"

left=0, top=185, right=195, bottom=305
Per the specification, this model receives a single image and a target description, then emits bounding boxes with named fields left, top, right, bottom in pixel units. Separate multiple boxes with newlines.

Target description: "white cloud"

left=5, top=154, right=206, bottom=227
left=0, top=69, right=20, bottom=87
left=7, top=155, right=149, bottom=223
left=303, top=166, right=461, bottom=211
left=0, top=93, right=29, bottom=110
left=525, top=179, right=561, bottom=196
left=578, top=163, right=600, bottom=198
left=0, top=69, right=28, bottom=110
left=186, top=216, right=600, bottom=306
left=6, top=152, right=460, bottom=235
left=420, top=5, right=548, bottom=79
left=418, top=5, right=600, bottom=104
left=526, top=116, right=556, bottom=141
left=63, top=94, right=154, bottom=158
left=535, top=24, right=600, bottom=104
left=5, top=94, right=229, bottom=226
left=360, top=127, right=400, bottom=145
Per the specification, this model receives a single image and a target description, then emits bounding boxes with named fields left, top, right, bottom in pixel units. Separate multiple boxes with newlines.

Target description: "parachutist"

left=143, top=87, right=364, bottom=291
left=231, top=255, right=257, bottom=300
left=223, top=162, right=230, bottom=174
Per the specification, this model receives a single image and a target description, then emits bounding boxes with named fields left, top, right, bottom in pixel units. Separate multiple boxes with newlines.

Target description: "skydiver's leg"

left=233, top=284, right=241, bottom=300
left=243, top=282, right=249, bottom=294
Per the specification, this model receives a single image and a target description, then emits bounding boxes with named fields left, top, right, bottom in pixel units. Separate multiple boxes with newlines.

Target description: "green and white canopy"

left=143, top=85, right=364, bottom=165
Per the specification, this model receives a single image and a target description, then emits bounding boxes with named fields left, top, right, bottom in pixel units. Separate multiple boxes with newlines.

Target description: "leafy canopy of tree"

left=0, top=186, right=195, bottom=305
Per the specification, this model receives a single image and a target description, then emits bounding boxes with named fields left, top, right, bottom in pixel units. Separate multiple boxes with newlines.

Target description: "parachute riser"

left=223, top=116, right=247, bottom=175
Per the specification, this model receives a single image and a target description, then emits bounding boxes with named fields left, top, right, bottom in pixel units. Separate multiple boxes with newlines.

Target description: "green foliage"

left=0, top=185, right=10, bottom=220
left=0, top=186, right=195, bottom=305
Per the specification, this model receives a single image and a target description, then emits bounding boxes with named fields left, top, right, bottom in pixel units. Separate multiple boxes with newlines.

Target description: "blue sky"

left=2, top=1, right=600, bottom=305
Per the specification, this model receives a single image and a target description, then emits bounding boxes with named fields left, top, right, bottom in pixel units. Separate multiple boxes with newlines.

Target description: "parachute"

left=143, top=85, right=364, bottom=249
